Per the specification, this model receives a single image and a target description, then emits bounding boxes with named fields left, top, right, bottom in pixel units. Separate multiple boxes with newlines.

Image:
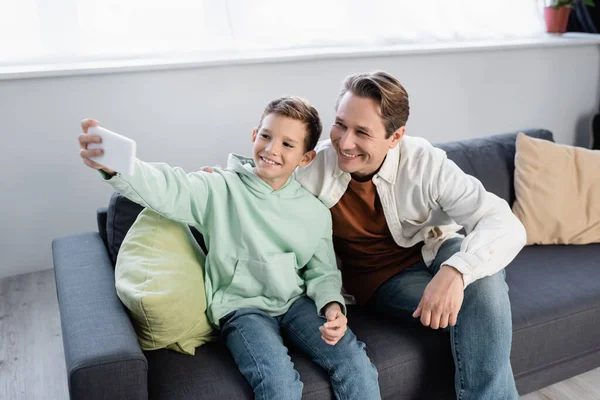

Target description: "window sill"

left=2, top=33, right=600, bottom=81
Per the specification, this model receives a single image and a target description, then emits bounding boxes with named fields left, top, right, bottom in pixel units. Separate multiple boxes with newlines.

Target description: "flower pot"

left=544, top=6, right=572, bottom=33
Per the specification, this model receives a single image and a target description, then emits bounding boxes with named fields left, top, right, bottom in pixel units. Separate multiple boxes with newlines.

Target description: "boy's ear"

left=252, top=128, right=258, bottom=143
left=299, top=149, right=316, bottom=167
left=389, top=126, right=405, bottom=149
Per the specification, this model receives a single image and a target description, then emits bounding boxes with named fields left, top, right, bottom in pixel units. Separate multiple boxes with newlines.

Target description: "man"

left=295, top=71, right=526, bottom=400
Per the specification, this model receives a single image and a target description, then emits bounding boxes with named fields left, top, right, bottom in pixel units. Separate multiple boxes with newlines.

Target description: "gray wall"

left=1, top=44, right=599, bottom=279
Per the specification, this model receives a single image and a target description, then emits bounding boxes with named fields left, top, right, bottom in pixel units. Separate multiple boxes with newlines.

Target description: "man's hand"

left=199, top=165, right=223, bottom=173
left=319, top=302, right=347, bottom=345
left=78, top=118, right=116, bottom=176
left=413, top=265, right=464, bottom=329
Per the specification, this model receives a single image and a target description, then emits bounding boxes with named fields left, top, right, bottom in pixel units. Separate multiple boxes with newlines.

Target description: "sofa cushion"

left=107, top=192, right=144, bottom=265
left=512, top=133, right=600, bottom=245
left=144, top=241, right=600, bottom=399
left=145, top=307, right=456, bottom=400
left=107, top=192, right=207, bottom=265
left=435, top=129, right=554, bottom=205
left=506, top=243, right=600, bottom=379
left=116, top=209, right=216, bottom=355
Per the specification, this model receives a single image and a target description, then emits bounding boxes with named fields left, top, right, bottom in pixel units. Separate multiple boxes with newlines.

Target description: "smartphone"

left=87, top=126, right=137, bottom=176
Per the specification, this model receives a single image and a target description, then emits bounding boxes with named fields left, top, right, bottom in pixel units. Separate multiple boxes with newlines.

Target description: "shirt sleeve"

left=431, top=154, right=527, bottom=287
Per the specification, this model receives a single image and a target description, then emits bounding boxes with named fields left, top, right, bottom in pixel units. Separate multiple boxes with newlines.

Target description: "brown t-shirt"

left=331, top=178, right=423, bottom=305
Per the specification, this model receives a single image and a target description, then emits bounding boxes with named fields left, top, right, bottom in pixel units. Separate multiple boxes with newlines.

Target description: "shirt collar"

left=376, top=143, right=401, bottom=184
left=333, top=165, right=345, bottom=178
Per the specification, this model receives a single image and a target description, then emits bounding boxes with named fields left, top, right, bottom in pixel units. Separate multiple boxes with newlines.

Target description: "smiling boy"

left=78, top=96, right=380, bottom=400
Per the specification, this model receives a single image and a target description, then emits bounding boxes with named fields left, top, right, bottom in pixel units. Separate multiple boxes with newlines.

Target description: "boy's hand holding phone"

left=78, top=118, right=137, bottom=177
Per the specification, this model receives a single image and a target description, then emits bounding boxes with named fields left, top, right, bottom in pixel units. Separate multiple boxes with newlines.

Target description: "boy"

left=78, top=96, right=380, bottom=400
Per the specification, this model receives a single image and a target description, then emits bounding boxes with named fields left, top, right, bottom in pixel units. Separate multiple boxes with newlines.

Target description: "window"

left=0, top=0, right=546, bottom=67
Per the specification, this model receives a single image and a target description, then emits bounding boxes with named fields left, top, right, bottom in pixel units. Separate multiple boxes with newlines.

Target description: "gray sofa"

left=52, top=129, right=600, bottom=399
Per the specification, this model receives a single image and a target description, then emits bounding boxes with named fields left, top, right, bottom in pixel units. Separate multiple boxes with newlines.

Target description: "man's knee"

left=462, top=270, right=511, bottom=324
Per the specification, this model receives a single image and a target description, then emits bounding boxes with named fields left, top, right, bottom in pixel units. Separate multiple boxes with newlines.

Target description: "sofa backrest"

left=434, top=129, right=554, bottom=205
left=98, top=128, right=554, bottom=263
left=105, top=192, right=144, bottom=264
left=102, top=192, right=207, bottom=265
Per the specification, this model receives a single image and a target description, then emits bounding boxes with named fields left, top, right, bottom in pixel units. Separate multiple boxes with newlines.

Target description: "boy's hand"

left=78, top=118, right=116, bottom=176
left=319, top=302, right=347, bottom=346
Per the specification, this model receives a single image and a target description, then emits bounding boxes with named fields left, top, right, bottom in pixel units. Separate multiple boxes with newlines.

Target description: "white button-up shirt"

left=295, top=135, right=526, bottom=287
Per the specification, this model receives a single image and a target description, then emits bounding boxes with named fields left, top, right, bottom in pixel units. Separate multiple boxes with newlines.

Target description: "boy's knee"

left=331, top=350, right=380, bottom=399
left=334, top=339, right=378, bottom=378
left=258, top=374, right=303, bottom=400
left=353, top=352, right=378, bottom=378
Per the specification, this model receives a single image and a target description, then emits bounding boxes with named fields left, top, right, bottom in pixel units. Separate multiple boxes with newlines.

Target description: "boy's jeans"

left=369, top=237, right=519, bottom=400
left=220, top=296, right=380, bottom=400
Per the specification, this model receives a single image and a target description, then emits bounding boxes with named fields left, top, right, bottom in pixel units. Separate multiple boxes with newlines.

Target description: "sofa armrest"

left=52, top=232, right=148, bottom=400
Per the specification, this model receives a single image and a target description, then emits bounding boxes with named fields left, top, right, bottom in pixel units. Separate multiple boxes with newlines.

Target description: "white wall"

left=1, top=44, right=599, bottom=279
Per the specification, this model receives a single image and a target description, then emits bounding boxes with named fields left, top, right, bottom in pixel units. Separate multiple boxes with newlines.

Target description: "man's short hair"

left=258, top=96, right=322, bottom=152
left=336, top=71, right=410, bottom=139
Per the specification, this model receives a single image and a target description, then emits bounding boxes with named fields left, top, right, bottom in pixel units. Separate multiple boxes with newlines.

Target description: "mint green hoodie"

left=103, top=154, right=345, bottom=327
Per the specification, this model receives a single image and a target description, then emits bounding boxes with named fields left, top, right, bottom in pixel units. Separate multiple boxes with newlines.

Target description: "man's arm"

left=294, top=141, right=330, bottom=200
left=412, top=151, right=525, bottom=330
left=432, top=154, right=527, bottom=287
left=101, top=158, right=211, bottom=232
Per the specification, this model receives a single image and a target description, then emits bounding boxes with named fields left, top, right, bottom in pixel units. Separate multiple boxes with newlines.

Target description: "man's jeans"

left=220, top=296, right=380, bottom=400
left=369, top=237, right=519, bottom=400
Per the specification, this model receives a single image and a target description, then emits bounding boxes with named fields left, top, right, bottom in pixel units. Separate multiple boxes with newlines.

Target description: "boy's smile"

left=258, top=155, right=281, bottom=167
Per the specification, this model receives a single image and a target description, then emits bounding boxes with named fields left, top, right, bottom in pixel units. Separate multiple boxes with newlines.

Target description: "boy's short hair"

left=336, top=71, right=410, bottom=139
left=257, top=96, right=322, bottom=152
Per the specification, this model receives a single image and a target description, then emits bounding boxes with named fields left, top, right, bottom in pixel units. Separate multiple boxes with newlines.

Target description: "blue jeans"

left=368, top=237, right=519, bottom=400
left=220, top=296, right=380, bottom=400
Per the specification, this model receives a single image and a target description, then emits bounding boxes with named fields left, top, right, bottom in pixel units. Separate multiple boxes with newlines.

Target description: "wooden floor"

left=1, top=270, right=599, bottom=400
left=1, top=269, right=68, bottom=400
left=520, top=368, right=600, bottom=400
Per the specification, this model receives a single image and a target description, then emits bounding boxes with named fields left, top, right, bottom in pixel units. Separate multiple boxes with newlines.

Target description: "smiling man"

left=295, top=71, right=526, bottom=400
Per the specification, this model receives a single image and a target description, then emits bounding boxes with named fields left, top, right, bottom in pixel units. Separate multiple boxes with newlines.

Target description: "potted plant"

left=544, top=0, right=595, bottom=33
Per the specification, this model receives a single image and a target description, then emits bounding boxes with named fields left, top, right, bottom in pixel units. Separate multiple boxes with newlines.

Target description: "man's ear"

left=299, top=150, right=316, bottom=167
left=389, top=126, right=406, bottom=149
left=251, top=128, right=258, bottom=143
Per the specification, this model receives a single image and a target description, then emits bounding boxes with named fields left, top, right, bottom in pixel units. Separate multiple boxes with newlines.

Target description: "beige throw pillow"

left=512, top=133, right=600, bottom=245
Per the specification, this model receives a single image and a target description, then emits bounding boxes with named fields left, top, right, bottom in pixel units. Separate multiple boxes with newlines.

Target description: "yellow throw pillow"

left=512, top=133, right=600, bottom=245
left=115, top=209, right=215, bottom=355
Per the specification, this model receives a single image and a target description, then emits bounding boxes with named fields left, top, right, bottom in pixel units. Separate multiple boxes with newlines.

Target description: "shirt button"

left=489, top=249, right=495, bottom=255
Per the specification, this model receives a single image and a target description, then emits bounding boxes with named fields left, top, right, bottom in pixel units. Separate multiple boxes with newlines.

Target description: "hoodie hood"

left=226, top=153, right=299, bottom=196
